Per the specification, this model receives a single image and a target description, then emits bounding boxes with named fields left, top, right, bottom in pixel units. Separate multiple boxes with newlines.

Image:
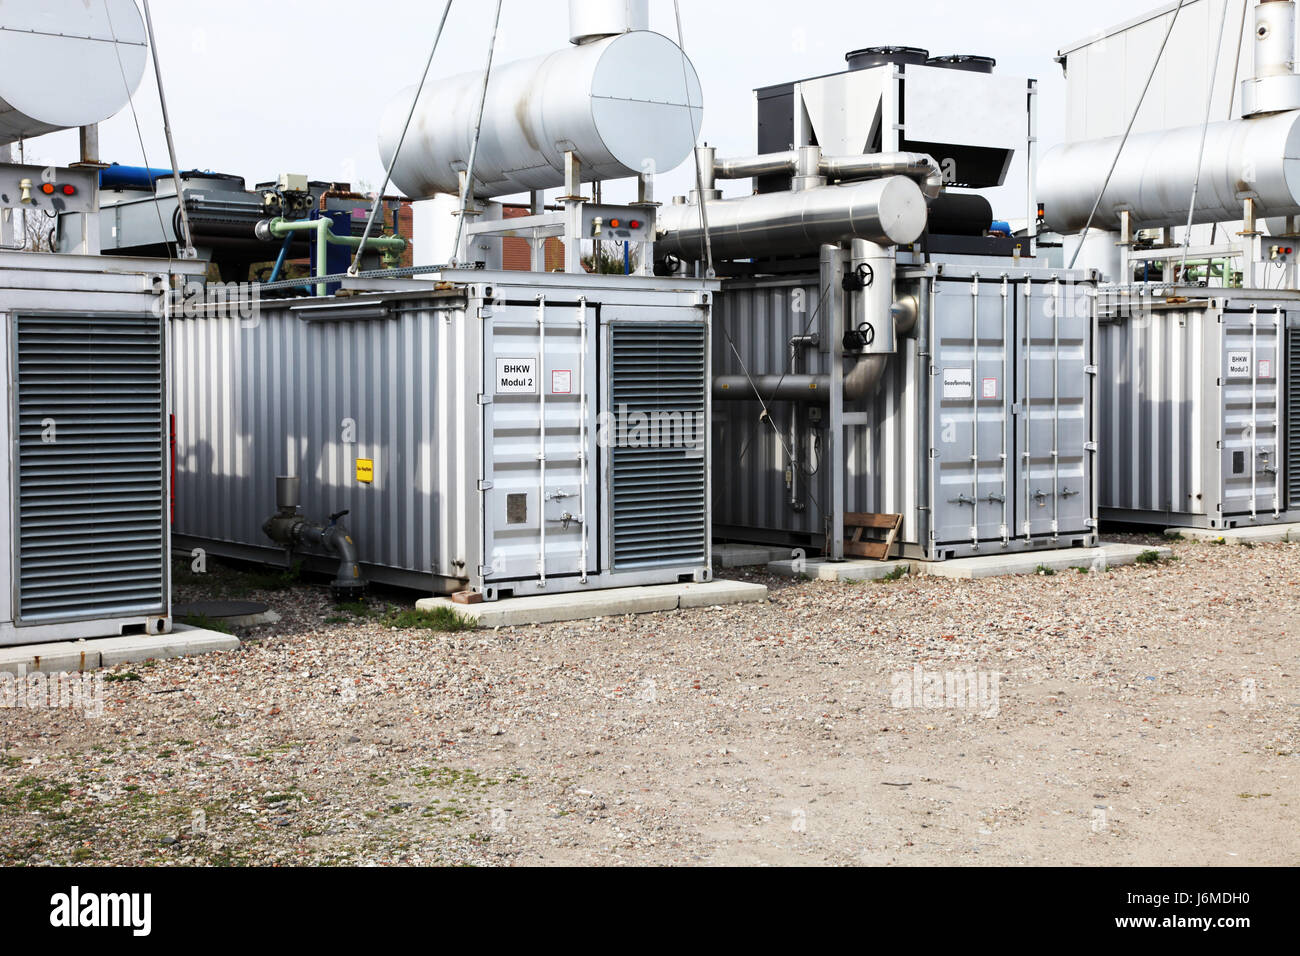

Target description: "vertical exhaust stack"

left=1243, top=0, right=1300, bottom=116
left=569, top=0, right=649, bottom=44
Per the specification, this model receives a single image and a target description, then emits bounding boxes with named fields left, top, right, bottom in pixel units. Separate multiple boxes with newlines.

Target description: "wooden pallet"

left=843, top=513, right=904, bottom=561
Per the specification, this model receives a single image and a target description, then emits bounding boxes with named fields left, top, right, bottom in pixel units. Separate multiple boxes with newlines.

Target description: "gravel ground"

left=1, top=534, right=1296, bottom=867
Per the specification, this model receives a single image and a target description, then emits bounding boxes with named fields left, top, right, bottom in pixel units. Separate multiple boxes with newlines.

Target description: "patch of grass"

left=1239, top=541, right=1256, bottom=550
left=323, top=615, right=350, bottom=625
left=382, top=606, right=473, bottom=633
left=1135, top=549, right=1163, bottom=565
left=104, top=672, right=142, bottom=683
left=1035, top=565, right=1057, bottom=576
left=244, top=561, right=305, bottom=591
left=336, top=600, right=371, bottom=617
left=177, top=614, right=234, bottom=634
left=877, top=566, right=909, bottom=584
left=1163, top=531, right=1185, bottom=541
left=0, top=776, right=73, bottom=813
left=1074, top=566, right=1091, bottom=574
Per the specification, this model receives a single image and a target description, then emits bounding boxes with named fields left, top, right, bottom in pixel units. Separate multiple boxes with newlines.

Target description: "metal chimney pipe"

left=569, top=0, right=649, bottom=44
left=1255, top=0, right=1296, bottom=76
left=1243, top=0, right=1300, bottom=115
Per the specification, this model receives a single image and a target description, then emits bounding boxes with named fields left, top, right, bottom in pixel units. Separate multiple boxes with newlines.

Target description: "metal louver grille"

left=14, top=312, right=166, bottom=623
left=1290, top=330, right=1300, bottom=509
left=610, top=323, right=708, bottom=570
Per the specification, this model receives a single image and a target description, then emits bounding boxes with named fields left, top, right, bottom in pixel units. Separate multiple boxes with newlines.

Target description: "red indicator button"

left=62, top=184, right=77, bottom=196
left=40, top=183, right=55, bottom=195
left=630, top=220, right=642, bottom=229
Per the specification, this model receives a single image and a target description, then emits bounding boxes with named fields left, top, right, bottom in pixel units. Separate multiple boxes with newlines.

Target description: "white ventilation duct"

left=569, top=0, right=649, bottom=44
left=0, top=0, right=148, bottom=146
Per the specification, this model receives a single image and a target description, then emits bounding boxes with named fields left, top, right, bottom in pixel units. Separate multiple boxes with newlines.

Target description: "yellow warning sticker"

left=356, top=459, right=374, bottom=484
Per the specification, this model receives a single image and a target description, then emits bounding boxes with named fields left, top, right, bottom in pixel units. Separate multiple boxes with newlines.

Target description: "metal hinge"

left=477, top=480, right=494, bottom=491
left=477, top=394, right=492, bottom=406
left=1084, top=365, right=1098, bottom=375
left=1085, top=441, right=1098, bottom=452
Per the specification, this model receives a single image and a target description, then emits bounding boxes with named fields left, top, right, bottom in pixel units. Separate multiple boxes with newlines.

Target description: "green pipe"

left=267, top=217, right=407, bottom=296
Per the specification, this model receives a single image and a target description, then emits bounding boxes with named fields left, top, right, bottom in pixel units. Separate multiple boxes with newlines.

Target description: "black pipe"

left=263, top=479, right=367, bottom=600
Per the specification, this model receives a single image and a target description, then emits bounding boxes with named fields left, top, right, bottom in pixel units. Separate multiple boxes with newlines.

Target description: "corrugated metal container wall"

left=714, top=268, right=1098, bottom=557
left=712, top=277, right=831, bottom=542
left=711, top=275, right=925, bottom=547
left=171, top=294, right=479, bottom=589
left=1099, top=306, right=1211, bottom=520
left=1098, top=295, right=1297, bottom=528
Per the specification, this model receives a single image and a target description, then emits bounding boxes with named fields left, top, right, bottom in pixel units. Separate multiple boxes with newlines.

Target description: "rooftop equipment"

left=171, top=0, right=717, bottom=601
left=0, top=0, right=147, bottom=146
left=657, top=45, right=1100, bottom=562
left=378, top=27, right=701, bottom=200
left=1043, top=0, right=1300, bottom=531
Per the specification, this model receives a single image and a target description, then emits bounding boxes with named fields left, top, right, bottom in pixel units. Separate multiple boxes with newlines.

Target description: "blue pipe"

left=99, top=164, right=177, bottom=190
left=268, top=232, right=294, bottom=283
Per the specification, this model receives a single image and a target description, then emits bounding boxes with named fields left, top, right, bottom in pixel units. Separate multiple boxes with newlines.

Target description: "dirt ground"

left=1, top=534, right=1296, bottom=867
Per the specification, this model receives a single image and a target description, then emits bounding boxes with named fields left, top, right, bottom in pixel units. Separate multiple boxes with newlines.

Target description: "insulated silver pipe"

left=657, top=176, right=928, bottom=259
left=822, top=152, right=944, bottom=199
left=713, top=150, right=800, bottom=180
left=711, top=149, right=944, bottom=198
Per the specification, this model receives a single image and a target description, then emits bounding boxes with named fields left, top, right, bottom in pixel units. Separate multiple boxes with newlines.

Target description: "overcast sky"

left=24, top=0, right=1161, bottom=219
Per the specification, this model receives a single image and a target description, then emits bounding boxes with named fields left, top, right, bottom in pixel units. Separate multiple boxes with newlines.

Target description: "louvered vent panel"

left=610, top=323, right=708, bottom=570
left=1290, top=330, right=1300, bottom=509
left=14, top=313, right=166, bottom=623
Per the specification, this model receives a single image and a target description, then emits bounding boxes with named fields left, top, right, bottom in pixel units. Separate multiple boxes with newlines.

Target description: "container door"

left=1221, top=308, right=1284, bottom=520
left=930, top=277, right=1016, bottom=547
left=1013, top=277, right=1094, bottom=541
left=481, top=299, right=597, bottom=584
left=1289, top=324, right=1300, bottom=511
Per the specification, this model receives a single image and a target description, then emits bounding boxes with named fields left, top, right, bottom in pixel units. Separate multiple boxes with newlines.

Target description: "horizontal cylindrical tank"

left=0, top=0, right=148, bottom=146
left=1039, top=110, right=1300, bottom=232
left=656, top=177, right=928, bottom=259
left=569, top=0, right=648, bottom=44
left=379, top=31, right=702, bottom=200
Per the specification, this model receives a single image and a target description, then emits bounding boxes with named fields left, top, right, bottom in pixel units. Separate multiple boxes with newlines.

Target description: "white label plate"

left=496, top=358, right=538, bottom=394
left=943, top=367, right=974, bottom=399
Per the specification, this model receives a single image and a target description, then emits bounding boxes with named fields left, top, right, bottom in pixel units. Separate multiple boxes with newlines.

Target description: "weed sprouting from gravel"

left=382, top=606, right=473, bottom=632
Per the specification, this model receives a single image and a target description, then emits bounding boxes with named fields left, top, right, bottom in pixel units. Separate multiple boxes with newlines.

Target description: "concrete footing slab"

left=0, top=625, right=240, bottom=676
left=416, top=580, right=769, bottom=628
left=174, top=600, right=280, bottom=629
left=768, top=557, right=912, bottom=582
left=713, top=544, right=791, bottom=569
left=1167, top=523, right=1300, bottom=545
left=916, top=542, right=1173, bottom=579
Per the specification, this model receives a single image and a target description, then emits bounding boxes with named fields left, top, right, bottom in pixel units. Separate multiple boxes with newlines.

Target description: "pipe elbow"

left=843, top=354, right=889, bottom=402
